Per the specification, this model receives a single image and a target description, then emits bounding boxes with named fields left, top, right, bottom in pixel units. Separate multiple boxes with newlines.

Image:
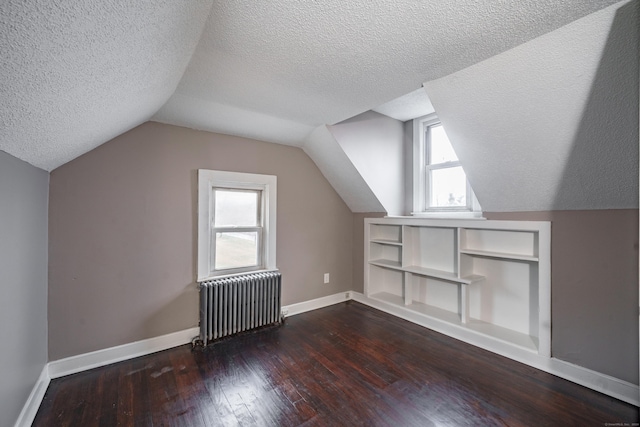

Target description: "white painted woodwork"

left=364, top=217, right=551, bottom=359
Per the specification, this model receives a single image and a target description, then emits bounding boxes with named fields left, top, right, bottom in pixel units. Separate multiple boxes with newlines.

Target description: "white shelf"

left=465, top=319, right=538, bottom=352
left=370, top=238, right=403, bottom=246
left=369, top=259, right=402, bottom=270
left=364, top=217, right=551, bottom=360
left=371, top=292, right=462, bottom=323
left=370, top=260, right=485, bottom=285
left=460, top=274, right=486, bottom=284
left=369, top=291, right=537, bottom=352
left=369, top=291, right=405, bottom=306
left=404, top=265, right=484, bottom=285
left=460, top=248, right=538, bottom=262
left=404, top=265, right=457, bottom=282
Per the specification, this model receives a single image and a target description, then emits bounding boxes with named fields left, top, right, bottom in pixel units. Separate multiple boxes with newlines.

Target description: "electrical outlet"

left=323, top=273, right=330, bottom=284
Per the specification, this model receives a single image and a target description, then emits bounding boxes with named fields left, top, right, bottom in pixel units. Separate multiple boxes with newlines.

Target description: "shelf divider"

left=403, top=272, right=411, bottom=306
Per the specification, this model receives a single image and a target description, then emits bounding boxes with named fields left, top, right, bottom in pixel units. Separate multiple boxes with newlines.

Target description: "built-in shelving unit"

left=364, top=217, right=551, bottom=358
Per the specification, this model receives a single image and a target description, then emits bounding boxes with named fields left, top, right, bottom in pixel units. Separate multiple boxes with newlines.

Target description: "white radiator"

left=198, top=270, right=282, bottom=345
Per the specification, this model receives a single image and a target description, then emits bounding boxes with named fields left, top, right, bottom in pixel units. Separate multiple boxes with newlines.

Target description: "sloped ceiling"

left=0, top=0, right=623, bottom=172
left=0, top=1, right=214, bottom=171
left=155, top=0, right=620, bottom=147
left=424, top=0, right=638, bottom=212
left=328, top=111, right=406, bottom=215
left=372, top=88, right=435, bottom=122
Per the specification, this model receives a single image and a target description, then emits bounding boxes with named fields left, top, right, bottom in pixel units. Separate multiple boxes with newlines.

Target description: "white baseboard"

left=282, top=291, right=352, bottom=317
left=15, top=291, right=638, bottom=427
left=48, top=327, right=200, bottom=379
left=46, top=291, right=352, bottom=382
left=16, top=327, right=199, bottom=426
left=46, top=291, right=353, bottom=383
left=543, top=357, right=639, bottom=406
left=352, top=291, right=639, bottom=407
left=14, top=364, right=50, bottom=427
left=19, top=294, right=349, bottom=426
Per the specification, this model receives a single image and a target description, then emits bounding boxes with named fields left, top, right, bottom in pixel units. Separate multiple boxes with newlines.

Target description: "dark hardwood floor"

left=33, top=301, right=638, bottom=426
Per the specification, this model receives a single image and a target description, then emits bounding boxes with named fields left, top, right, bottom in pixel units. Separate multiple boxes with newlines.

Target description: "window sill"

left=407, top=211, right=486, bottom=220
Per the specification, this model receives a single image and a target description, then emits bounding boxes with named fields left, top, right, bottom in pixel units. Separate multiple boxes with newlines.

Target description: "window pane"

left=214, top=189, right=259, bottom=227
left=430, top=166, right=467, bottom=207
left=429, top=125, right=458, bottom=164
left=215, top=232, right=259, bottom=270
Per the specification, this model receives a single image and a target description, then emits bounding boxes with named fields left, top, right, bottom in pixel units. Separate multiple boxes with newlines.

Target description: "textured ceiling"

left=0, top=0, right=622, bottom=171
left=153, top=0, right=619, bottom=147
left=0, top=0, right=214, bottom=171
left=372, top=88, right=435, bottom=122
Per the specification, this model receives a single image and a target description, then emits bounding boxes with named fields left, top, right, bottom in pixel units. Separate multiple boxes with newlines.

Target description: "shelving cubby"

left=370, top=223, right=402, bottom=245
left=459, top=228, right=539, bottom=261
left=364, top=217, right=551, bottom=359
left=403, top=225, right=457, bottom=273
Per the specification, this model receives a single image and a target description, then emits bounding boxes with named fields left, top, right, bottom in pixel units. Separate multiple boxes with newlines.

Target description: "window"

left=213, top=188, right=261, bottom=271
left=413, top=114, right=481, bottom=216
left=198, top=170, right=276, bottom=281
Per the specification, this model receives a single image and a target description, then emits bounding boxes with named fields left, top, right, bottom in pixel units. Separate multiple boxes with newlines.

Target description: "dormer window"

left=413, top=114, right=481, bottom=217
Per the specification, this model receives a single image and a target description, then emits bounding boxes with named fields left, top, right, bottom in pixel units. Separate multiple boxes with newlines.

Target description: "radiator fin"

left=199, top=271, right=282, bottom=345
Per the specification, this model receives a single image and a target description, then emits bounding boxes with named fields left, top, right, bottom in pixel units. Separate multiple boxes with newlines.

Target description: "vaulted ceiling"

left=0, top=0, right=622, bottom=172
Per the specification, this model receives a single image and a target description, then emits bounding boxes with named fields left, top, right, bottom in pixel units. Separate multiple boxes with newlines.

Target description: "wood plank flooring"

left=33, top=301, right=638, bottom=426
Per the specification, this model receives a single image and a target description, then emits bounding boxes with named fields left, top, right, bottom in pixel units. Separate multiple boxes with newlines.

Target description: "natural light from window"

left=197, top=169, right=277, bottom=281
left=429, top=125, right=458, bottom=164
left=213, top=189, right=261, bottom=271
left=428, top=125, right=467, bottom=208
left=413, top=114, right=481, bottom=217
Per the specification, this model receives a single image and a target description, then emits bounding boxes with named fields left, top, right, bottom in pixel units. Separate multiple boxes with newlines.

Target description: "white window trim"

left=412, top=114, right=482, bottom=219
left=198, top=170, right=277, bottom=281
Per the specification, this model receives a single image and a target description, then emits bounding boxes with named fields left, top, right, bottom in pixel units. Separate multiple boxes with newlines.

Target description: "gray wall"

left=0, top=151, right=48, bottom=427
left=486, top=210, right=638, bottom=385
left=48, top=122, right=354, bottom=360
